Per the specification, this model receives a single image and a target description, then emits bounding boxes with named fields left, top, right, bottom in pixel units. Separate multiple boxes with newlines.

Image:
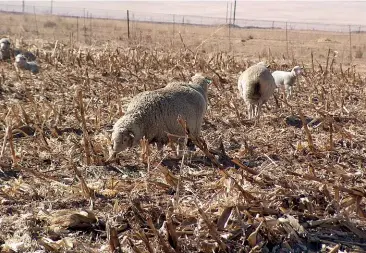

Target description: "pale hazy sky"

left=1, top=1, right=365, bottom=26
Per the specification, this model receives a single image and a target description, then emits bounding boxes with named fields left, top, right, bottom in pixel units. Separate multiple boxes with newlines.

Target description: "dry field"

left=1, top=11, right=366, bottom=69
left=0, top=12, right=366, bottom=253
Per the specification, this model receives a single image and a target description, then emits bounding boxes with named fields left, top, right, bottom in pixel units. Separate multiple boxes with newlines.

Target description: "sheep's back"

left=239, top=64, right=275, bottom=103
left=125, top=86, right=206, bottom=142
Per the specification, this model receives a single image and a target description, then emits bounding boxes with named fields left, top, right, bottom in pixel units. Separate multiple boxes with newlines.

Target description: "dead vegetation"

left=0, top=29, right=366, bottom=253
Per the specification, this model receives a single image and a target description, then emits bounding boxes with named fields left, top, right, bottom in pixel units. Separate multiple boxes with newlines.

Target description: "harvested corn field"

left=0, top=25, right=366, bottom=253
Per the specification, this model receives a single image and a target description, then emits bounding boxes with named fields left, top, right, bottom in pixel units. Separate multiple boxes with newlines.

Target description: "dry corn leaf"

left=38, top=237, right=74, bottom=252
left=247, top=221, right=263, bottom=247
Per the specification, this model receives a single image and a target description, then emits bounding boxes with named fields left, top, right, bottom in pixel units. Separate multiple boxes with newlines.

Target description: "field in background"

left=0, top=10, right=366, bottom=72
left=0, top=10, right=366, bottom=253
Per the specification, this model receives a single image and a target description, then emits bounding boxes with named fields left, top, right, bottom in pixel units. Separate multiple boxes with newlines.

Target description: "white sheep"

left=272, top=66, right=303, bottom=99
left=238, top=62, right=276, bottom=120
left=14, top=54, right=39, bottom=74
left=109, top=73, right=211, bottom=158
left=0, top=38, right=11, bottom=60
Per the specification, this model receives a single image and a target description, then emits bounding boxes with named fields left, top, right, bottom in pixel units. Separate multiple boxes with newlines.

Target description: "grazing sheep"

left=0, top=37, right=36, bottom=61
left=109, top=73, right=211, bottom=158
left=0, top=38, right=11, bottom=60
left=272, top=66, right=303, bottom=99
left=238, top=62, right=276, bottom=120
left=13, top=49, right=37, bottom=61
left=14, top=54, right=39, bottom=74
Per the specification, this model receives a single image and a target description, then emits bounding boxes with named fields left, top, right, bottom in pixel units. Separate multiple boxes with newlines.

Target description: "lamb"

left=109, top=73, right=211, bottom=158
left=272, top=66, right=303, bottom=99
left=0, top=38, right=11, bottom=60
left=14, top=54, right=39, bottom=74
left=237, top=62, right=276, bottom=120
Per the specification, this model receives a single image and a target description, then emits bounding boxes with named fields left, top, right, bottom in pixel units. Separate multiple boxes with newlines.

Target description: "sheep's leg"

left=176, top=139, right=187, bottom=157
left=156, top=142, right=165, bottom=156
left=273, top=93, right=280, bottom=108
left=287, top=86, right=293, bottom=99
left=251, top=105, right=256, bottom=120
left=247, top=104, right=253, bottom=119
left=255, top=104, right=262, bottom=125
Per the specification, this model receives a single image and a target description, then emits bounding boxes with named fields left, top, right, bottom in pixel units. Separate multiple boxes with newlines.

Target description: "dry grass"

left=0, top=12, right=366, bottom=253
left=1, top=11, right=366, bottom=71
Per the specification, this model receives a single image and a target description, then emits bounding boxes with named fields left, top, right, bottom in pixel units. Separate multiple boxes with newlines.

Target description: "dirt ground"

left=0, top=12, right=366, bottom=253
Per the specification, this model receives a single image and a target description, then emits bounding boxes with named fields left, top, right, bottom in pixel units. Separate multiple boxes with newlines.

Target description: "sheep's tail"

left=239, top=76, right=261, bottom=100
left=246, top=81, right=261, bottom=100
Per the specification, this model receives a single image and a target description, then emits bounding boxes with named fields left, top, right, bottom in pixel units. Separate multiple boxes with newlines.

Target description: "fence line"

left=0, top=3, right=365, bottom=65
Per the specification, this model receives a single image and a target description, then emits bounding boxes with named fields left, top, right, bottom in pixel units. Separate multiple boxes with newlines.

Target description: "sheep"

left=0, top=37, right=36, bottom=61
left=237, top=62, right=276, bottom=120
left=14, top=54, right=39, bottom=74
left=0, top=38, right=11, bottom=60
left=109, top=73, right=211, bottom=158
left=13, top=49, right=37, bottom=62
left=272, top=66, right=303, bottom=99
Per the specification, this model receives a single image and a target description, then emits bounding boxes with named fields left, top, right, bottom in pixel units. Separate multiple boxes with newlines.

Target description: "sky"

left=0, top=1, right=365, bottom=27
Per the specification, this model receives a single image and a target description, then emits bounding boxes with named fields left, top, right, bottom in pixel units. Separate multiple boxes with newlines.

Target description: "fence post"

left=33, top=6, right=39, bottom=35
left=349, top=25, right=352, bottom=63
left=76, top=16, right=79, bottom=42
left=286, top=22, right=289, bottom=57
left=83, top=8, right=86, bottom=43
left=127, top=10, right=130, bottom=39
left=233, top=0, right=237, bottom=25
left=89, top=13, right=92, bottom=44
left=173, top=14, right=175, bottom=38
left=22, top=0, right=24, bottom=13
left=226, top=2, right=228, bottom=24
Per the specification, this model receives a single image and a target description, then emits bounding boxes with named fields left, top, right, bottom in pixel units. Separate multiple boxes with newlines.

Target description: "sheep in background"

left=14, top=54, right=39, bottom=74
left=0, top=37, right=37, bottom=61
left=272, top=66, right=304, bottom=99
left=13, top=49, right=37, bottom=62
left=238, top=62, right=276, bottom=120
left=0, top=38, right=11, bottom=60
left=109, top=73, right=211, bottom=159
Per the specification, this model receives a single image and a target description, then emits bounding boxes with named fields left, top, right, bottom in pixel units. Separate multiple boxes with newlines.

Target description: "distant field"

left=1, top=11, right=366, bottom=72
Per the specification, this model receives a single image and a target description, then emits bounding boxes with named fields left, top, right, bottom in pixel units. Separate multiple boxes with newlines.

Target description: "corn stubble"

left=0, top=39, right=365, bottom=253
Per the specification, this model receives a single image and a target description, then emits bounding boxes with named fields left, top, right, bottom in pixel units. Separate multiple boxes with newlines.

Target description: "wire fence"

left=0, top=3, right=366, bottom=65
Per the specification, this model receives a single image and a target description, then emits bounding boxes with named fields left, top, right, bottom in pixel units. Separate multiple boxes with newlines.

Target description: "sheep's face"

left=292, top=66, right=303, bottom=76
left=110, top=129, right=135, bottom=154
left=191, top=73, right=212, bottom=87
left=0, top=40, right=10, bottom=51
left=15, top=54, right=27, bottom=67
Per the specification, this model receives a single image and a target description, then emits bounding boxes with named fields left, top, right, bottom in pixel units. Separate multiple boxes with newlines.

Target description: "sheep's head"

left=109, top=128, right=135, bottom=157
left=292, top=66, right=303, bottom=76
left=15, top=54, right=27, bottom=67
left=191, top=73, right=212, bottom=90
left=0, top=38, right=10, bottom=51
